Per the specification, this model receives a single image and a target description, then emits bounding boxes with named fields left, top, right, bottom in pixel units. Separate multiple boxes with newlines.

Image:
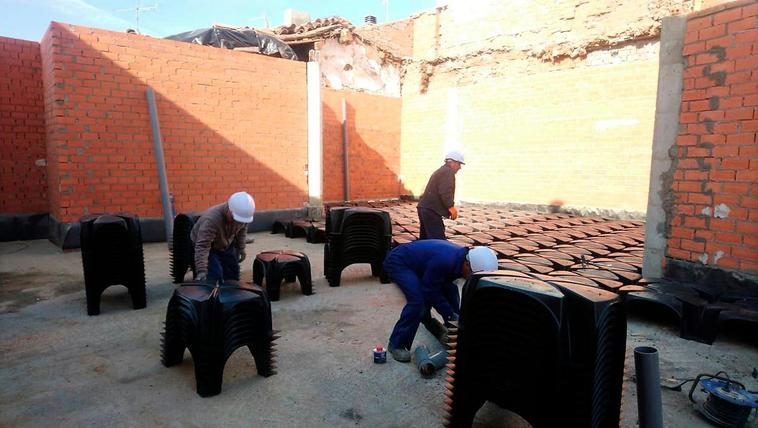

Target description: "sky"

left=1, top=0, right=437, bottom=42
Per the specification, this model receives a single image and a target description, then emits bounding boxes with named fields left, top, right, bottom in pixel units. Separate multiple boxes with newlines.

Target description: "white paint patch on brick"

left=35, top=159, right=47, bottom=166
left=713, top=203, right=730, bottom=219
left=698, top=252, right=708, bottom=264
left=712, top=251, right=725, bottom=265
left=701, top=206, right=712, bottom=217
left=594, top=118, right=640, bottom=131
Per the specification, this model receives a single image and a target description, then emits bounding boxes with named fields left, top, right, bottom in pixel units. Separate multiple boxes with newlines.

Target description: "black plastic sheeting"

left=165, top=27, right=298, bottom=60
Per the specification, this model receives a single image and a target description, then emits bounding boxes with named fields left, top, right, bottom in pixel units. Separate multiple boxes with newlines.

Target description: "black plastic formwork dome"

left=161, top=281, right=278, bottom=397
left=80, top=213, right=146, bottom=315
left=169, top=213, right=200, bottom=283
left=447, top=271, right=564, bottom=427
left=446, top=271, right=626, bottom=428
left=550, top=281, right=627, bottom=427
left=324, top=207, right=392, bottom=287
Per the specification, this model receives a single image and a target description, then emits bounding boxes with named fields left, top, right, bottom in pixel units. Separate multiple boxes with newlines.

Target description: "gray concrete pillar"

left=642, top=16, right=687, bottom=278
left=307, top=61, right=323, bottom=218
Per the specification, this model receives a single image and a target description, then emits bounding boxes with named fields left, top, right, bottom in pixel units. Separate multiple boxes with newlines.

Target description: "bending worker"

left=191, top=191, right=255, bottom=282
left=384, top=240, right=498, bottom=362
left=417, top=150, right=465, bottom=240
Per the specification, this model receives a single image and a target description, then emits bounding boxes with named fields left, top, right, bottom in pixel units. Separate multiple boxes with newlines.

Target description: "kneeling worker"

left=191, top=191, right=255, bottom=282
left=383, top=240, right=498, bottom=362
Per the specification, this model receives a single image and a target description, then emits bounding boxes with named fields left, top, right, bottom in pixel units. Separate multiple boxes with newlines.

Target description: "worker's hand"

left=444, top=313, right=459, bottom=328
left=195, top=272, right=208, bottom=281
left=238, top=250, right=247, bottom=263
left=448, top=206, right=458, bottom=220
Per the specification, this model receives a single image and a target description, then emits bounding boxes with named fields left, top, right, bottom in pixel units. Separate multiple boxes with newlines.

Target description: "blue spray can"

left=373, top=344, right=387, bottom=363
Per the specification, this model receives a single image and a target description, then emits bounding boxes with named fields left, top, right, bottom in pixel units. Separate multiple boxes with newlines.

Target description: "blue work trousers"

left=207, top=245, right=240, bottom=282
left=385, top=256, right=460, bottom=350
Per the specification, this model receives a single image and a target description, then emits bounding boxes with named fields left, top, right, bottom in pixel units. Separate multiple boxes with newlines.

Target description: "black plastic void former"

left=323, top=207, right=392, bottom=287
left=445, top=270, right=627, bottom=428
left=169, top=213, right=200, bottom=283
left=80, top=213, right=146, bottom=315
left=252, top=249, right=313, bottom=301
left=161, top=281, right=278, bottom=397
left=164, top=26, right=297, bottom=60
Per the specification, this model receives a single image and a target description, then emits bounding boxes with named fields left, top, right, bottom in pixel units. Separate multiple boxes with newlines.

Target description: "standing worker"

left=384, top=240, right=498, bottom=362
left=417, top=150, right=465, bottom=240
left=191, top=191, right=255, bottom=282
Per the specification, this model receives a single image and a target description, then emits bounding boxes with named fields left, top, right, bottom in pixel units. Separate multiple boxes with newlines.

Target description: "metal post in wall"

left=342, top=97, right=350, bottom=202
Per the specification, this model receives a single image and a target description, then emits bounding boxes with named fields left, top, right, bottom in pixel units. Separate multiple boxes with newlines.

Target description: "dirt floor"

left=1, top=234, right=757, bottom=427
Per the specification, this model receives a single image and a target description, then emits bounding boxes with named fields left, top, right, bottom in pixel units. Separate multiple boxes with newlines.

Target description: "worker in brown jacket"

left=417, top=150, right=464, bottom=239
left=190, top=192, right=255, bottom=282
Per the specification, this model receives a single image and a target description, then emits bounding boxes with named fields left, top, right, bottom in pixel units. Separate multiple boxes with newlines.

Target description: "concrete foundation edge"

left=460, top=200, right=646, bottom=220
left=0, top=213, right=50, bottom=242
left=39, top=207, right=307, bottom=249
left=665, top=258, right=758, bottom=290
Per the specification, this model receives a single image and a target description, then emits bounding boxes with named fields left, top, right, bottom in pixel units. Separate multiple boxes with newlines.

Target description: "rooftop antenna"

left=249, top=15, right=270, bottom=28
left=116, top=0, right=158, bottom=34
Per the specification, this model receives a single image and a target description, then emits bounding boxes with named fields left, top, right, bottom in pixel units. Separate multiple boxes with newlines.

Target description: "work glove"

left=448, top=206, right=458, bottom=220
left=238, top=250, right=247, bottom=263
left=195, top=272, right=208, bottom=281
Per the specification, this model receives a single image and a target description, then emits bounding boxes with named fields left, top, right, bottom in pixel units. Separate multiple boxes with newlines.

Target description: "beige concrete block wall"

left=401, top=60, right=660, bottom=213
left=400, top=0, right=700, bottom=214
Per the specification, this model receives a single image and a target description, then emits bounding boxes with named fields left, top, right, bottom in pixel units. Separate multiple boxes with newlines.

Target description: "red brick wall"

left=322, top=88, right=403, bottom=202
left=667, top=0, right=757, bottom=272
left=0, top=37, right=47, bottom=213
left=40, top=22, right=308, bottom=223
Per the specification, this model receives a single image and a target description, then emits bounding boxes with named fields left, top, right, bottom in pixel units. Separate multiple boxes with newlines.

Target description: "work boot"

left=389, top=345, right=411, bottom=362
left=422, top=317, right=449, bottom=345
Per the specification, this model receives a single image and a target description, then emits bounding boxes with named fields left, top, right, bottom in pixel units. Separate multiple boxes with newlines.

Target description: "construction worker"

left=384, top=240, right=498, bottom=362
left=191, top=191, right=255, bottom=282
left=417, top=150, right=464, bottom=240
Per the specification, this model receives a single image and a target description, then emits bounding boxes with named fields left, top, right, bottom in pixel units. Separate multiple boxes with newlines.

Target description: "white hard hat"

left=445, top=150, right=465, bottom=165
left=228, top=192, right=255, bottom=223
left=467, top=246, right=498, bottom=273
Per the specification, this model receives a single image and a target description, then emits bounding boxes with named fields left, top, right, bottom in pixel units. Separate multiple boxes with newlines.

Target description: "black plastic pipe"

left=634, top=346, right=663, bottom=428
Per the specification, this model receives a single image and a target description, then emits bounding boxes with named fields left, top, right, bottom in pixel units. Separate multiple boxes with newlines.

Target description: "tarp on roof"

left=165, top=26, right=298, bottom=60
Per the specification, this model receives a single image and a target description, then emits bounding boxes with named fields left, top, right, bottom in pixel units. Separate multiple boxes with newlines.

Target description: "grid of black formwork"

left=445, top=270, right=626, bottom=428
left=276, top=200, right=758, bottom=343
left=80, top=213, right=146, bottom=315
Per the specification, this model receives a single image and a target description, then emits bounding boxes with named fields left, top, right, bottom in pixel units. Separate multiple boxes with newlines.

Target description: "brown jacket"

left=191, top=202, right=247, bottom=275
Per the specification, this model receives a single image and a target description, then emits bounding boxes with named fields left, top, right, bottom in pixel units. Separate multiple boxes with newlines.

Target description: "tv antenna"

left=116, top=0, right=158, bottom=34
left=248, top=15, right=270, bottom=28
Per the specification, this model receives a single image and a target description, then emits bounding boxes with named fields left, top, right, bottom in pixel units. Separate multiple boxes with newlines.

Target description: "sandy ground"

left=1, top=234, right=756, bottom=427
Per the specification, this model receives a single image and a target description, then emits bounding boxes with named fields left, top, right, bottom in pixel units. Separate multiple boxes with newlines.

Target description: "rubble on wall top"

left=270, top=16, right=354, bottom=38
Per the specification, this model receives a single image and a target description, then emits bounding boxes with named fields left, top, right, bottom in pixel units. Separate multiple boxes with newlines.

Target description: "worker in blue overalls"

left=383, top=240, right=498, bottom=362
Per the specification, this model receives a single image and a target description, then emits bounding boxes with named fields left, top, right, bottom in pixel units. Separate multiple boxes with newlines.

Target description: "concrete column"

left=642, top=16, right=687, bottom=278
left=306, top=61, right=323, bottom=217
